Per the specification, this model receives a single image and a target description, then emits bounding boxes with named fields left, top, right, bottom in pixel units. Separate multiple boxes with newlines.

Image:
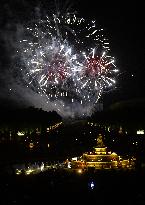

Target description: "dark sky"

left=0, top=0, right=145, bottom=111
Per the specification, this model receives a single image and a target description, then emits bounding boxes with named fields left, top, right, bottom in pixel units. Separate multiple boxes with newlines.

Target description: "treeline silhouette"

left=91, top=99, right=145, bottom=128
left=0, top=106, right=62, bottom=129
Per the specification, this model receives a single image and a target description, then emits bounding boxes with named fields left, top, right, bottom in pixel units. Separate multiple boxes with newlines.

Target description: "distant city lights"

left=46, top=122, right=62, bottom=132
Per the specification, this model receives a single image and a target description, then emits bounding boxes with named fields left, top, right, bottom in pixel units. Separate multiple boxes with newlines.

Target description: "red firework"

left=85, top=57, right=101, bottom=77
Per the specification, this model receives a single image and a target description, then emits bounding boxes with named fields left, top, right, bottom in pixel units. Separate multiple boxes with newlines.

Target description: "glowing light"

left=17, top=131, right=25, bottom=136
left=26, top=169, right=33, bottom=175
left=90, top=181, right=95, bottom=189
left=68, top=162, right=71, bottom=169
left=29, top=143, right=34, bottom=149
left=111, top=152, right=117, bottom=156
left=16, top=169, right=22, bottom=175
left=137, top=130, right=144, bottom=135
left=77, top=169, right=82, bottom=174
left=72, top=157, right=77, bottom=161
left=40, top=163, right=44, bottom=171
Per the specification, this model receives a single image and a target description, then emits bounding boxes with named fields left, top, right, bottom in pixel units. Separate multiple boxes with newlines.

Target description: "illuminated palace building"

left=70, top=134, right=135, bottom=170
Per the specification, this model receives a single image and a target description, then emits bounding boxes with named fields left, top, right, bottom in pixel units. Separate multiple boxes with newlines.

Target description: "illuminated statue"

left=96, top=134, right=105, bottom=147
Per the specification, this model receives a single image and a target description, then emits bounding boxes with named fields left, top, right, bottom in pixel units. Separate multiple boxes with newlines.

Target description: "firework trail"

left=17, top=11, right=118, bottom=117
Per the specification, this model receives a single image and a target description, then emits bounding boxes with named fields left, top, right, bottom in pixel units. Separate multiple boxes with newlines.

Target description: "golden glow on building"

left=69, top=134, right=135, bottom=170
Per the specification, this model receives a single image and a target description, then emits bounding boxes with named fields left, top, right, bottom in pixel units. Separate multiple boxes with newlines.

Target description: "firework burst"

left=17, top=12, right=118, bottom=117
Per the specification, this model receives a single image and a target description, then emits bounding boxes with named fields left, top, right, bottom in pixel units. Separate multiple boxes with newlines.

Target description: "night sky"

left=0, top=0, right=145, bottom=113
